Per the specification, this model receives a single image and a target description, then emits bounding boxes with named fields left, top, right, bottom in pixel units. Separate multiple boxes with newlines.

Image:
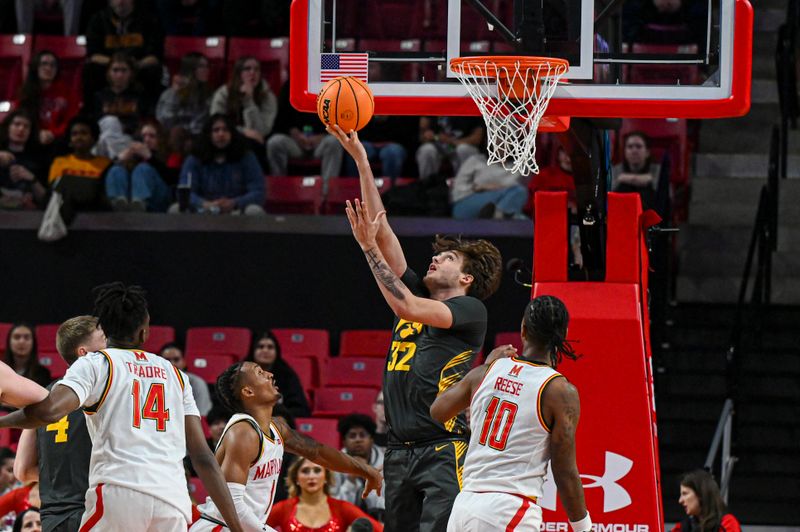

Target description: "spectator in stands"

left=172, top=113, right=265, bottom=215
left=156, top=52, right=212, bottom=149
left=0, top=449, right=16, bottom=496
left=267, top=80, right=343, bottom=183
left=450, top=137, right=529, bottom=220
left=158, top=342, right=212, bottom=416
left=671, top=470, right=741, bottom=532
left=11, top=506, right=40, bottom=532
left=0, top=484, right=39, bottom=532
left=0, top=111, right=49, bottom=210
left=268, top=458, right=383, bottom=531
left=47, top=116, right=112, bottom=225
left=417, top=116, right=484, bottom=181
left=17, top=51, right=80, bottom=147
left=93, top=53, right=147, bottom=135
left=331, top=414, right=385, bottom=521
left=156, top=0, right=220, bottom=36
left=105, top=118, right=173, bottom=211
left=204, top=406, right=229, bottom=450
left=244, top=331, right=310, bottom=418
left=83, top=0, right=164, bottom=108
left=612, top=131, right=661, bottom=211
left=211, top=56, right=278, bottom=167
left=372, top=390, right=387, bottom=447
left=3, top=325, right=51, bottom=389
left=10, top=0, right=83, bottom=35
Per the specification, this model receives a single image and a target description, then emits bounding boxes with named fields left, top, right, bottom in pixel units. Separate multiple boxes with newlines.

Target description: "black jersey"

left=384, top=269, right=487, bottom=444
left=36, top=381, right=91, bottom=527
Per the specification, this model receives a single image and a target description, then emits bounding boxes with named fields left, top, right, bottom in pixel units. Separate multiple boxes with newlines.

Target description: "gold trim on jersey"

left=452, top=440, right=468, bottom=489
left=536, top=373, right=563, bottom=433
left=170, top=365, right=186, bottom=391
left=438, top=350, right=473, bottom=431
left=511, top=357, right=552, bottom=368
left=84, top=350, right=114, bottom=415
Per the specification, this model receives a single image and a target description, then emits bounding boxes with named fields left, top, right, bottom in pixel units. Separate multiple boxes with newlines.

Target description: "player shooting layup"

left=331, top=125, right=503, bottom=532
left=431, top=296, right=591, bottom=532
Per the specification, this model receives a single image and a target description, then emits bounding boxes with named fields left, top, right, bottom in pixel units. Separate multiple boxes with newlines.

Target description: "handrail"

left=704, top=399, right=736, bottom=502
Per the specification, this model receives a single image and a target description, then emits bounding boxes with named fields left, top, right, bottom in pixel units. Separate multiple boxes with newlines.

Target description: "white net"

left=450, top=57, right=569, bottom=175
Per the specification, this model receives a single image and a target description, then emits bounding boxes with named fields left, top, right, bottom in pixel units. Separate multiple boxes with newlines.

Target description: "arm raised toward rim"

left=328, top=125, right=407, bottom=276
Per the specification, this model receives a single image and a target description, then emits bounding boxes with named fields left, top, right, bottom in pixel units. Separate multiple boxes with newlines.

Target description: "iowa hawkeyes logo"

left=395, top=320, right=422, bottom=339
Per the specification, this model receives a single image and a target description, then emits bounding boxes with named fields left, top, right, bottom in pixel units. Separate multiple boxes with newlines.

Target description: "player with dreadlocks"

left=431, top=295, right=590, bottom=532
left=190, top=361, right=382, bottom=531
left=0, top=282, right=245, bottom=532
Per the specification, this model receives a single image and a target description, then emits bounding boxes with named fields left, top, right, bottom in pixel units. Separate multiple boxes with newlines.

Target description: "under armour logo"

left=540, top=452, right=633, bottom=512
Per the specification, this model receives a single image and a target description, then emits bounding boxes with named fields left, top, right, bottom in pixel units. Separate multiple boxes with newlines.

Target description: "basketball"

left=316, top=76, right=374, bottom=132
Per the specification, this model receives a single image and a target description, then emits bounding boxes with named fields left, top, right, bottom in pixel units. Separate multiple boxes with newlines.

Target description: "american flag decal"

left=320, top=53, right=369, bottom=82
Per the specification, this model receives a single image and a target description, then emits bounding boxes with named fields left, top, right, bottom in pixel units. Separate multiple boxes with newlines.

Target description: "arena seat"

left=271, top=328, right=329, bottom=360
left=264, top=176, right=323, bottom=214
left=35, top=323, right=60, bottom=354
left=493, top=331, right=522, bottom=352
left=339, top=329, right=391, bottom=358
left=312, top=387, right=377, bottom=418
left=629, top=43, right=701, bottom=86
left=323, top=177, right=392, bottom=214
left=295, top=417, right=339, bottom=448
left=38, top=353, right=69, bottom=379
left=163, top=36, right=227, bottom=89
left=227, top=37, right=289, bottom=96
left=32, top=35, right=86, bottom=91
left=0, top=323, right=12, bottom=353
left=142, top=325, right=176, bottom=354
left=185, top=327, right=251, bottom=359
left=186, top=353, right=238, bottom=384
left=0, top=427, right=10, bottom=448
left=0, top=34, right=32, bottom=101
left=324, top=357, right=383, bottom=389
left=189, top=477, right=208, bottom=504
left=285, top=355, right=317, bottom=391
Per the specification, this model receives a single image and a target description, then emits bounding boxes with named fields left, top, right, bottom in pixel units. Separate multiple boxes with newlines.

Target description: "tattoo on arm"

left=276, top=418, right=322, bottom=460
left=365, top=248, right=406, bottom=300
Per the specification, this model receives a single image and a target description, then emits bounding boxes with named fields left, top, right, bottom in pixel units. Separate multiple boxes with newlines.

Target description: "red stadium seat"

left=186, top=353, right=238, bottom=384
left=0, top=426, right=10, bottom=448
left=227, top=37, right=289, bottom=96
left=0, top=323, right=12, bottom=353
left=33, top=35, right=86, bottom=91
left=142, top=325, right=176, bottom=354
left=494, top=331, right=523, bottom=352
left=285, top=355, right=317, bottom=391
left=163, top=36, right=227, bottom=89
left=629, top=43, right=701, bottom=86
left=323, top=177, right=392, bottom=214
left=312, top=387, right=378, bottom=418
left=35, top=324, right=60, bottom=354
left=339, top=330, right=391, bottom=358
left=295, top=417, right=340, bottom=448
left=189, top=477, right=208, bottom=504
left=0, top=34, right=32, bottom=100
left=272, top=329, right=329, bottom=360
left=265, top=176, right=323, bottom=214
left=324, top=358, right=383, bottom=389
left=38, top=353, right=69, bottom=379
left=186, top=327, right=251, bottom=359
left=200, top=416, right=211, bottom=438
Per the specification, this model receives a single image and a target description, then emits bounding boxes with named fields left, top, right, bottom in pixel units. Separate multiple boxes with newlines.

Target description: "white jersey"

left=461, top=357, right=562, bottom=500
left=59, top=347, right=200, bottom=521
left=197, top=413, right=285, bottom=526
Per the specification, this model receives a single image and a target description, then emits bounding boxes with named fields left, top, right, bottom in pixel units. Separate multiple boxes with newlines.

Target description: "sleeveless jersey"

left=461, top=357, right=562, bottom=499
left=198, top=414, right=285, bottom=525
left=37, top=381, right=91, bottom=523
left=58, top=347, right=200, bottom=521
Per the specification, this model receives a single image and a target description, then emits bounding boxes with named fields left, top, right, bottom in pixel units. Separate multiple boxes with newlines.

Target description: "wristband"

left=570, top=512, right=592, bottom=532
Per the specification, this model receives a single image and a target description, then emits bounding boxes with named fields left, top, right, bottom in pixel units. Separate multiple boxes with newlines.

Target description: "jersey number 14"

left=131, top=381, right=170, bottom=431
left=478, top=396, right=518, bottom=451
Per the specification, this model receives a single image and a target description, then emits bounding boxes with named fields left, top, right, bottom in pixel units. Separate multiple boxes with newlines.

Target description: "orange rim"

left=450, top=56, right=569, bottom=78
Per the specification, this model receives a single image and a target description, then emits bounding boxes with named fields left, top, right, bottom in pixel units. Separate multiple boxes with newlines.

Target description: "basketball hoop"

left=450, top=56, right=569, bottom=175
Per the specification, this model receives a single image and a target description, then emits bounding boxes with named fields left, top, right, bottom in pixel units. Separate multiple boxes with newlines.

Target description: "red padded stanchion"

left=533, top=191, right=568, bottom=283
left=606, top=192, right=643, bottom=283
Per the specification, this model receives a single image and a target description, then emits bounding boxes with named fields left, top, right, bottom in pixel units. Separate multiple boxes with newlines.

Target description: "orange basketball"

left=316, top=76, right=374, bottom=132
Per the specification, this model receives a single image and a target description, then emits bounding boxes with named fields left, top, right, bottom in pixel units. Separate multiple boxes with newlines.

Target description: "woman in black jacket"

left=245, top=331, right=311, bottom=418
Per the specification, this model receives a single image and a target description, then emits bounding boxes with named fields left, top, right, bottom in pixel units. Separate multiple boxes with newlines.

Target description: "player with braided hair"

left=431, top=295, right=590, bottom=532
left=0, top=282, right=245, bottom=532
left=191, top=361, right=382, bottom=531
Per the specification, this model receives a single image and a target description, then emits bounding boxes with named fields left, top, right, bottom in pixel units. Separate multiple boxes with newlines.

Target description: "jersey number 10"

left=478, top=396, right=518, bottom=451
left=131, top=381, right=170, bottom=431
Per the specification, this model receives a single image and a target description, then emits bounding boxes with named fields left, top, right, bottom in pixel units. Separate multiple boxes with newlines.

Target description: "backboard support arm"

left=462, top=0, right=519, bottom=46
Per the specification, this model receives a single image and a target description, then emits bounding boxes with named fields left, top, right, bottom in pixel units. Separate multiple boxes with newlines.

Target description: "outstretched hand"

left=485, top=344, right=518, bottom=365
left=327, top=125, right=369, bottom=163
left=361, top=464, right=383, bottom=498
left=345, top=199, right=385, bottom=251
